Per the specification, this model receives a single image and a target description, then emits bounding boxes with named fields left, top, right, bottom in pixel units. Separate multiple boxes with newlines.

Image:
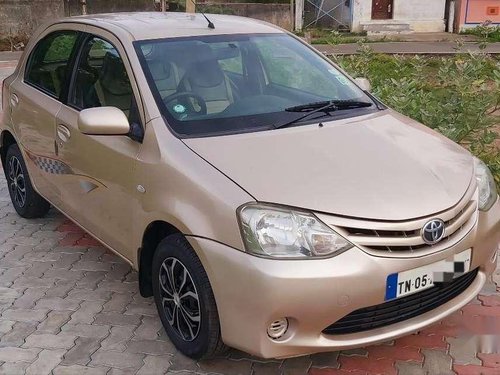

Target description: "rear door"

left=54, top=30, right=144, bottom=258
left=9, top=28, right=80, bottom=206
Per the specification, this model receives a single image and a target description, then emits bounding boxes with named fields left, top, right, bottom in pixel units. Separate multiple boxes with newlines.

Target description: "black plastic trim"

left=323, top=268, right=478, bottom=335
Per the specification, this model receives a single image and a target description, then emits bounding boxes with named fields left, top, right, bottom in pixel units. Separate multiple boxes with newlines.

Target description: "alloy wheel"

left=8, top=156, right=26, bottom=208
left=159, top=257, right=201, bottom=341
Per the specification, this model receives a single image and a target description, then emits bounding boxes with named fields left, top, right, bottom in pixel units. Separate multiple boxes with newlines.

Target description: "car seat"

left=176, top=46, right=234, bottom=114
left=148, top=60, right=180, bottom=99
left=95, top=52, right=133, bottom=117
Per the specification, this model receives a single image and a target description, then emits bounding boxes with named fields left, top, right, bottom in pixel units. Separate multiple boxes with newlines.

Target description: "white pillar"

left=186, top=0, right=196, bottom=14
left=295, top=0, right=304, bottom=31
left=448, top=0, right=456, bottom=33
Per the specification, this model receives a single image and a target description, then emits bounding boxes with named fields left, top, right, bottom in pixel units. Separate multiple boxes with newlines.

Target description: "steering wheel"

left=163, top=92, right=207, bottom=116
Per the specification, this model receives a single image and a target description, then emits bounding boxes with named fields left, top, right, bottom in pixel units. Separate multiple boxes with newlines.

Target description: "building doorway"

left=372, top=0, right=393, bottom=20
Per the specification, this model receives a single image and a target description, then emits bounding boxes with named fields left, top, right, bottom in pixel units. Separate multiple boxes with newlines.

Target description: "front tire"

left=152, top=234, right=227, bottom=359
left=5, top=144, right=50, bottom=218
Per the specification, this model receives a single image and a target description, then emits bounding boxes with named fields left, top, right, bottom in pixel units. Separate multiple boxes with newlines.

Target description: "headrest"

left=100, top=52, right=131, bottom=96
left=148, top=61, right=172, bottom=81
left=186, top=59, right=224, bottom=88
left=101, top=53, right=126, bottom=79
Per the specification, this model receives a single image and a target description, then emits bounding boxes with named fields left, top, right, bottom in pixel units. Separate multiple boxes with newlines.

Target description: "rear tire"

left=5, top=144, right=50, bottom=218
left=152, top=233, right=228, bottom=359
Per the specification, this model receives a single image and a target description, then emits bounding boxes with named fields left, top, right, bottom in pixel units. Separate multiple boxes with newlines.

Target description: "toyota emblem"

left=421, top=219, right=446, bottom=245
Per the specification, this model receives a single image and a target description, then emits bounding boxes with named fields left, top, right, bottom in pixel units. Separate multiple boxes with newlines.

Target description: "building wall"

left=352, top=0, right=447, bottom=33
left=457, top=0, right=500, bottom=30
left=0, top=0, right=65, bottom=38
left=0, top=0, right=155, bottom=40
left=65, top=0, right=155, bottom=16
left=1, top=0, right=291, bottom=40
left=202, top=3, right=293, bottom=30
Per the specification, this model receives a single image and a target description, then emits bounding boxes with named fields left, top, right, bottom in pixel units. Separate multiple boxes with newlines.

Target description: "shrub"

left=461, top=23, right=500, bottom=43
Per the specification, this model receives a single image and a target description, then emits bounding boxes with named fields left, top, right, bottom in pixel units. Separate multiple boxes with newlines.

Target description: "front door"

left=372, top=0, right=393, bottom=20
left=55, top=31, right=143, bottom=259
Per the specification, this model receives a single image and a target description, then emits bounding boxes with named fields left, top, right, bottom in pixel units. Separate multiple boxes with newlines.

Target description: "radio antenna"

left=189, top=0, right=215, bottom=29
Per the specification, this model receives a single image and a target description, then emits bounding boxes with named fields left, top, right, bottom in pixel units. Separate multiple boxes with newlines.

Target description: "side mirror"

left=355, top=77, right=371, bottom=92
left=78, top=107, right=130, bottom=136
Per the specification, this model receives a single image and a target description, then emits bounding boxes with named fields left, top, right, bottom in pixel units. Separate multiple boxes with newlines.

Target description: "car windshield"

left=135, top=33, right=375, bottom=137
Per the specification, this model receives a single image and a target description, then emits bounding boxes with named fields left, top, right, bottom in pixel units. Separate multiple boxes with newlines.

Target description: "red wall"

left=458, top=0, right=500, bottom=28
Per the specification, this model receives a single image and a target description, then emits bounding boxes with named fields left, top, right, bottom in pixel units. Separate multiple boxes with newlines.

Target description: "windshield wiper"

left=285, top=100, right=373, bottom=112
left=274, top=100, right=373, bottom=129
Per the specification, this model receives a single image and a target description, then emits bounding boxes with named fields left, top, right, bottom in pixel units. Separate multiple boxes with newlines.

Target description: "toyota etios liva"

left=1, top=12, right=499, bottom=359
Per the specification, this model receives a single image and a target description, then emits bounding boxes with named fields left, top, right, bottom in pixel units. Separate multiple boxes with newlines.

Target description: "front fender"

left=131, top=118, right=253, bottom=267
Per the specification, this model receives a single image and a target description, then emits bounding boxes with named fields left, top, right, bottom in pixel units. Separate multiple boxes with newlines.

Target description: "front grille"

left=345, top=200, right=477, bottom=252
left=322, top=268, right=478, bottom=335
left=317, top=181, right=478, bottom=255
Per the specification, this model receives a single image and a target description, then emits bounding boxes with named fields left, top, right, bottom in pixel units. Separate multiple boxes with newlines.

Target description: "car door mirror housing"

left=355, top=77, right=371, bottom=92
left=78, top=107, right=130, bottom=136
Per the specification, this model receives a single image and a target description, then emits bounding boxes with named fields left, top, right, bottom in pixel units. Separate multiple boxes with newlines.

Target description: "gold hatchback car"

left=1, top=12, right=499, bottom=360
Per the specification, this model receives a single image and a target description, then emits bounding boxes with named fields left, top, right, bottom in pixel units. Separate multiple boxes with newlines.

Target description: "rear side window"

left=25, top=31, right=78, bottom=97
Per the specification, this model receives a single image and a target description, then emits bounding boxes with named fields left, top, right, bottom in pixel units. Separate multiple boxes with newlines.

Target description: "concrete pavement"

left=359, top=32, right=479, bottom=43
left=0, top=60, right=16, bottom=112
left=0, top=51, right=22, bottom=62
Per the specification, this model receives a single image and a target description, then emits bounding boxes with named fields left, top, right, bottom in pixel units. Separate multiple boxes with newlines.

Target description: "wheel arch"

left=0, top=130, right=17, bottom=167
left=138, top=220, right=182, bottom=297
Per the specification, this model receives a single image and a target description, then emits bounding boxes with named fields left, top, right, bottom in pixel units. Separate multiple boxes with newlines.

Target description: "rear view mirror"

left=355, top=77, right=372, bottom=92
left=78, top=107, right=130, bottom=136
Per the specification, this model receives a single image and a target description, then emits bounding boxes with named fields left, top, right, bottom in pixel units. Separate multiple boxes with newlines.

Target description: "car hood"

left=183, top=110, right=474, bottom=221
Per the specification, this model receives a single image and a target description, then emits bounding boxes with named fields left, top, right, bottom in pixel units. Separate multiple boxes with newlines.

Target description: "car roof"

left=61, top=12, right=286, bottom=40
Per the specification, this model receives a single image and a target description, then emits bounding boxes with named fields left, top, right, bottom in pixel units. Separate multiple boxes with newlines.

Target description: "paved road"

left=0, top=60, right=17, bottom=112
left=0, top=61, right=15, bottom=91
left=315, top=42, right=500, bottom=55
left=0, top=59, right=499, bottom=375
left=0, top=51, right=23, bottom=63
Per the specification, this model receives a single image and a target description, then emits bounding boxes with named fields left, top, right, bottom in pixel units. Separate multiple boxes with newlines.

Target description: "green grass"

left=461, top=25, right=500, bottom=43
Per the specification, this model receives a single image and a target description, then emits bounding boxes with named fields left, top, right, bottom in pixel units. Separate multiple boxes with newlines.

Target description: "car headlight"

left=238, top=204, right=352, bottom=258
left=474, top=157, right=498, bottom=211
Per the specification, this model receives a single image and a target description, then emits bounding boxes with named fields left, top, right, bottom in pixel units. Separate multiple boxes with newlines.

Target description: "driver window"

left=70, top=36, right=134, bottom=119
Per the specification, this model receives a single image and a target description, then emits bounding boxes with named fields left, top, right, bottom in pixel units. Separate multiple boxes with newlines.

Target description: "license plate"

left=385, top=249, right=472, bottom=301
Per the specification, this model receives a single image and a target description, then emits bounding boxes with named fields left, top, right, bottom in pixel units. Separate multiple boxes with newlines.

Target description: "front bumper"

left=187, top=198, right=500, bottom=359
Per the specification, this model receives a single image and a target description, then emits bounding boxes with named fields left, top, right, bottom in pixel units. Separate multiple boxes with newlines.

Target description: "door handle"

left=10, top=93, right=19, bottom=108
left=57, top=124, right=71, bottom=143
left=388, top=4, right=392, bottom=12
